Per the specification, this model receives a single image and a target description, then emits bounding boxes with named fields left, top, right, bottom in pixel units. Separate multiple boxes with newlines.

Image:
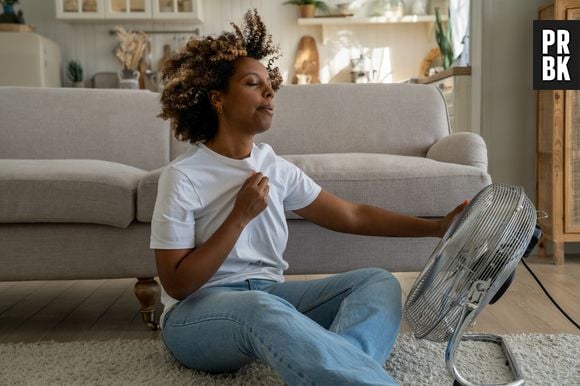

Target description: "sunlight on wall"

left=370, top=48, right=393, bottom=83
left=319, top=27, right=401, bottom=84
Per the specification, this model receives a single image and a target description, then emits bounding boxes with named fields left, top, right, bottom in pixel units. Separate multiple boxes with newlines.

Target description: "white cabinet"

left=105, top=0, right=151, bottom=19
left=55, top=0, right=202, bottom=22
left=56, top=0, right=104, bottom=19
left=152, top=0, right=200, bottom=20
left=0, top=32, right=62, bottom=87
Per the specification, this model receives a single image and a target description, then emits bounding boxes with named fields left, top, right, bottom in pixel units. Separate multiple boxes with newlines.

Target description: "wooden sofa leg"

left=134, top=277, right=160, bottom=330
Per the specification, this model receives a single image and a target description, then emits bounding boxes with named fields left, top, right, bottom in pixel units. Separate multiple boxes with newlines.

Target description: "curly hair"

left=158, top=9, right=282, bottom=143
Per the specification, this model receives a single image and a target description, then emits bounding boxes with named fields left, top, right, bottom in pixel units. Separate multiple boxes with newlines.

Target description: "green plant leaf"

left=434, top=8, right=453, bottom=69
left=66, top=60, right=83, bottom=82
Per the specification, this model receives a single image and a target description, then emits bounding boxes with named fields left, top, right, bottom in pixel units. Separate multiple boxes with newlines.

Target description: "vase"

left=296, top=74, right=312, bottom=85
left=118, top=70, right=140, bottom=89
left=299, top=4, right=315, bottom=18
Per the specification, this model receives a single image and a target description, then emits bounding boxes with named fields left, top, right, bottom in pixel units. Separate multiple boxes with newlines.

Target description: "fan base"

left=448, top=333, right=525, bottom=386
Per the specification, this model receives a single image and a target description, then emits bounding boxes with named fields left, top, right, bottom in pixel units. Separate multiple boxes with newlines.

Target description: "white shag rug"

left=0, top=333, right=578, bottom=385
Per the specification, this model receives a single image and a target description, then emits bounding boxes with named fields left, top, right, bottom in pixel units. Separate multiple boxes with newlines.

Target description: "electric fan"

left=405, top=184, right=542, bottom=386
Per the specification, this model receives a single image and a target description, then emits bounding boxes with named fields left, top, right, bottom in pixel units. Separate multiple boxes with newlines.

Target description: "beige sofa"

left=0, top=84, right=491, bottom=327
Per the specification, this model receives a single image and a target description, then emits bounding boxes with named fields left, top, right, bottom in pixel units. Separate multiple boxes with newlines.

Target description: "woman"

left=152, top=10, right=466, bottom=385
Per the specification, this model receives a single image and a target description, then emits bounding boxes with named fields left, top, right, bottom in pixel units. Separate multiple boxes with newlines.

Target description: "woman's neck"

left=204, top=134, right=254, bottom=160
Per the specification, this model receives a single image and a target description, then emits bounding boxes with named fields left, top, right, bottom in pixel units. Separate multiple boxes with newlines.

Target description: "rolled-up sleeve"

left=281, top=159, right=322, bottom=211
left=150, top=166, right=200, bottom=250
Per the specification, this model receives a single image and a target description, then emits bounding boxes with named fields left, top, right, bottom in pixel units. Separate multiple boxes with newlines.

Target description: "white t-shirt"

left=150, top=142, right=321, bottom=324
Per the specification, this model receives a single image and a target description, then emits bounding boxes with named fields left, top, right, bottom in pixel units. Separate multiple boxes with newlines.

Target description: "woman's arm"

left=293, top=190, right=467, bottom=238
left=156, top=172, right=270, bottom=300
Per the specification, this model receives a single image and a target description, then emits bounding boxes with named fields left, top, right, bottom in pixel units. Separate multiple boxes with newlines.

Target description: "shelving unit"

left=298, top=14, right=447, bottom=41
left=297, top=14, right=446, bottom=26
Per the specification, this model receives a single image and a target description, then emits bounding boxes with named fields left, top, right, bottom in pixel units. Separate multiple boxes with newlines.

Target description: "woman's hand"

left=437, top=200, right=469, bottom=238
left=230, top=171, right=270, bottom=226
left=156, top=171, right=270, bottom=300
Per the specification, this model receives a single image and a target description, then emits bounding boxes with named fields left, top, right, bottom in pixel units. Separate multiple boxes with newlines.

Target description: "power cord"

left=521, top=259, right=580, bottom=330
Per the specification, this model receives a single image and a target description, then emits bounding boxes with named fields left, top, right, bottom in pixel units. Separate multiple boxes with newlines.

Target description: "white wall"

left=18, top=0, right=436, bottom=86
left=480, top=0, right=580, bottom=254
left=479, top=0, right=545, bottom=199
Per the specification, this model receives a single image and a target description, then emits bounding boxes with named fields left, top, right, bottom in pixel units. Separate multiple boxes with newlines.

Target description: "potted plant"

left=435, top=8, right=453, bottom=69
left=0, top=0, right=25, bottom=24
left=283, top=0, right=329, bottom=18
left=0, top=0, right=18, bottom=14
left=67, top=60, right=84, bottom=87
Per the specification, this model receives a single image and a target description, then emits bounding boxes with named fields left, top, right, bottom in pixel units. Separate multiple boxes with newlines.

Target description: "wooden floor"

left=0, top=255, right=578, bottom=343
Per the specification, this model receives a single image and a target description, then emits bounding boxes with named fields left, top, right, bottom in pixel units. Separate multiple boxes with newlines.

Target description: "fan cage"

left=405, top=184, right=537, bottom=342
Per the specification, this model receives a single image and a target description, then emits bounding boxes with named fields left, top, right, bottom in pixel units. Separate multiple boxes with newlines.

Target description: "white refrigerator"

left=0, top=32, right=61, bottom=87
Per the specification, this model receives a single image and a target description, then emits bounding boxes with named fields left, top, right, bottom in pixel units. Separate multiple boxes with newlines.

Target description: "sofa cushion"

left=136, top=153, right=491, bottom=222
left=0, top=87, right=170, bottom=171
left=283, top=153, right=491, bottom=218
left=0, top=160, right=146, bottom=228
left=256, top=84, right=450, bottom=157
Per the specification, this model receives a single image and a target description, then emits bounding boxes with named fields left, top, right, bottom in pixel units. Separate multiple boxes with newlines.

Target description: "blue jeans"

left=162, top=268, right=402, bottom=385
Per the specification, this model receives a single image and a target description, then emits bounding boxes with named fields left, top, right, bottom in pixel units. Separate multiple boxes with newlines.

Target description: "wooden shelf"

left=298, top=14, right=447, bottom=26
left=413, top=66, right=471, bottom=84
left=0, top=24, right=35, bottom=32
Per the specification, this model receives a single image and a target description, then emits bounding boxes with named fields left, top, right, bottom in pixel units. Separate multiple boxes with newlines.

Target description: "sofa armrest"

left=426, top=132, right=488, bottom=172
left=136, top=167, right=165, bottom=222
